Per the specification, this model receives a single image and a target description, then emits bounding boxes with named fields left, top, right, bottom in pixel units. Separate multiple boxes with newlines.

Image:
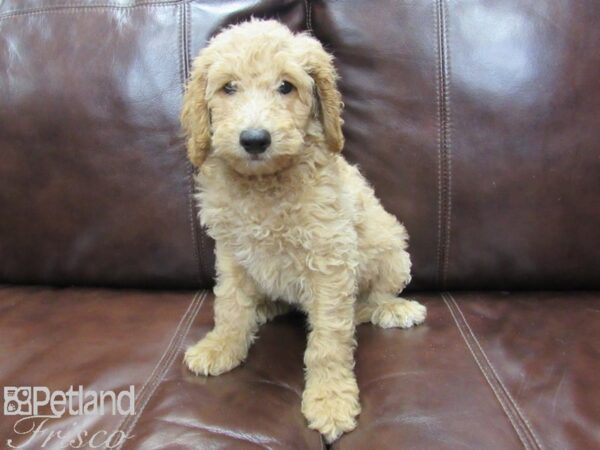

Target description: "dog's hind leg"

left=357, top=293, right=426, bottom=329
left=355, top=248, right=426, bottom=328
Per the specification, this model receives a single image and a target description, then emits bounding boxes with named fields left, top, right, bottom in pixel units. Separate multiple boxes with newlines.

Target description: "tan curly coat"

left=181, top=19, right=426, bottom=443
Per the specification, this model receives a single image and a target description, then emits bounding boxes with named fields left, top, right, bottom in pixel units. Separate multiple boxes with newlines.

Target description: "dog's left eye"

left=222, top=82, right=237, bottom=95
left=277, top=81, right=294, bottom=95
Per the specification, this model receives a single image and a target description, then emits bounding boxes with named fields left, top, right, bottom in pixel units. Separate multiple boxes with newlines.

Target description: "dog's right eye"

left=222, top=82, right=237, bottom=95
left=277, top=81, right=294, bottom=95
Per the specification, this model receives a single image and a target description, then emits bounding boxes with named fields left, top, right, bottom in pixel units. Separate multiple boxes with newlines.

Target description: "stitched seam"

left=434, top=0, right=443, bottom=287
left=442, top=293, right=540, bottom=450
left=105, top=292, right=199, bottom=448
left=442, top=293, right=530, bottom=449
left=434, top=0, right=452, bottom=288
left=179, top=0, right=205, bottom=286
left=111, top=291, right=207, bottom=450
left=106, top=291, right=203, bottom=449
left=447, top=293, right=544, bottom=450
left=105, top=291, right=203, bottom=449
left=304, top=0, right=312, bottom=33
left=441, top=0, right=452, bottom=286
left=118, top=291, right=206, bottom=449
left=187, top=0, right=206, bottom=286
left=434, top=0, right=442, bottom=290
left=0, top=0, right=183, bottom=21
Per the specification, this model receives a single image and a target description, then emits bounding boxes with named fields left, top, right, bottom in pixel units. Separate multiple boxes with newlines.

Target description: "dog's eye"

left=277, top=81, right=294, bottom=95
left=222, top=82, right=237, bottom=95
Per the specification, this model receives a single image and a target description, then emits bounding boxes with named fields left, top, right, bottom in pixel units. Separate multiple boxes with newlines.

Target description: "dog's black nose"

left=240, top=128, right=271, bottom=154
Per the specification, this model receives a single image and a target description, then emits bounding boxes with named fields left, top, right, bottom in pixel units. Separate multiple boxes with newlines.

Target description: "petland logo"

left=3, top=386, right=135, bottom=448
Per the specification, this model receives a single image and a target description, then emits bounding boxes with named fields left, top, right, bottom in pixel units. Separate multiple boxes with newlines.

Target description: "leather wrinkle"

left=145, top=417, right=284, bottom=448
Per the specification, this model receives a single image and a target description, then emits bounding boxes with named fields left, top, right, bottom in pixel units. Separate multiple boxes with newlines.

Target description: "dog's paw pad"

left=372, top=299, right=427, bottom=329
left=184, top=336, right=245, bottom=376
left=302, top=382, right=360, bottom=443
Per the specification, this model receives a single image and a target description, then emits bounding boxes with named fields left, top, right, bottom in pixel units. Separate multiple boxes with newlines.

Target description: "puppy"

left=181, top=19, right=426, bottom=443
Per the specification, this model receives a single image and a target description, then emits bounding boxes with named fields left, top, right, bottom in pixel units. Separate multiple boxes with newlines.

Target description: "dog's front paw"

left=301, top=378, right=361, bottom=443
left=372, top=298, right=427, bottom=329
left=184, top=333, right=246, bottom=376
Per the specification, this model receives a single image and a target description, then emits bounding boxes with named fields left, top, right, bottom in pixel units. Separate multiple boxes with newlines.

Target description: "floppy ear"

left=181, top=55, right=211, bottom=167
left=301, top=37, right=345, bottom=153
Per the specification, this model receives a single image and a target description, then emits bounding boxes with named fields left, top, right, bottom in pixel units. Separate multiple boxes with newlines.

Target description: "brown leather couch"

left=1, top=1, right=598, bottom=449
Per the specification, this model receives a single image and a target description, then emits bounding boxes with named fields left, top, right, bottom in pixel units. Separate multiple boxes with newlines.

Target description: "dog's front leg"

left=185, top=248, right=261, bottom=376
left=301, top=274, right=360, bottom=443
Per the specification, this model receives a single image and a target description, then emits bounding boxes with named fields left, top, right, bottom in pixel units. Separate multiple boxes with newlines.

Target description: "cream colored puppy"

left=181, top=19, right=426, bottom=443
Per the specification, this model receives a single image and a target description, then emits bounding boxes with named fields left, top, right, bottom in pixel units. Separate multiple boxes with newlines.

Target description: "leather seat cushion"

left=1, top=287, right=598, bottom=449
left=0, top=287, right=321, bottom=449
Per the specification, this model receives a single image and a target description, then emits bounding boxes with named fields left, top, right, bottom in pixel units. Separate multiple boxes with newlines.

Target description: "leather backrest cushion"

left=0, top=0, right=304, bottom=288
left=311, top=0, right=600, bottom=290
left=1, top=0, right=599, bottom=290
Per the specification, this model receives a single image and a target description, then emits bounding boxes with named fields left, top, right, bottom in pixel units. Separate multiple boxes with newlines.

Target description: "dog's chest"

left=201, top=193, right=316, bottom=302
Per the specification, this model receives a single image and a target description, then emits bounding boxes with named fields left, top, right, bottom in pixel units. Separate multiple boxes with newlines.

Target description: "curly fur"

left=181, top=19, right=426, bottom=443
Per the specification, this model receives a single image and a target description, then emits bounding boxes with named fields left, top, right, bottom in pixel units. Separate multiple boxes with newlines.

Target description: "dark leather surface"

left=2, top=288, right=598, bottom=449
left=335, top=293, right=524, bottom=450
left=0, top=0, right=204, bottom=288
left=0, top=286, right=203, bottom=448
left=2, top=0, right=599, bottom=289
left=311, top=0, right=600, bottom=290
left=0, top=286, right=321, bottom=449
left=444, top=291, right=600, bottom=450
left=334, top=291, right=600, bottom=450
left=0, top=0, right=305, bottom=289
left=310, top=0, right=442, bottom=291
left=443, top=0, right=600, bottom=289
left=1, top=1, right=600, bottom=448
left=124, top=294, right=322, bottom=449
